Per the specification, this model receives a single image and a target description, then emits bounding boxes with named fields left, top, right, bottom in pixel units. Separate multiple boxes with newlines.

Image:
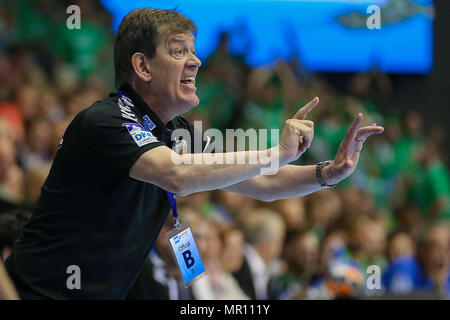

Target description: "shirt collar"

left=118, top=83, right=173, bottom=145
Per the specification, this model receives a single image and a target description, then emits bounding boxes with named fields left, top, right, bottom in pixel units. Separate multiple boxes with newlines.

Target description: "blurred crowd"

left=0, top=0, right=449, bottom=300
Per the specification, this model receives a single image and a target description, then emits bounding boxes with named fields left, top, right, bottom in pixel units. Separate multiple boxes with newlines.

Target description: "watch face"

left=318, top=160, right=331, bottom=167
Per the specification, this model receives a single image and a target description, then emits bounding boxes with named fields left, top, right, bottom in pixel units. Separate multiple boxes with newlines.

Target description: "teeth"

left=181, top=77, right=195, bottom=87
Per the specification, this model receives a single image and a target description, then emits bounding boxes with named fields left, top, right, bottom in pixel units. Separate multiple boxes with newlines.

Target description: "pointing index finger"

left=293, top=97, right=319, bottom=120
left=341, top=113, right=363, bottom=148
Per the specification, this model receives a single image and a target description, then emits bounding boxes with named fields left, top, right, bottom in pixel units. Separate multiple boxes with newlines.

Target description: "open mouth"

left=180, top=76, right=196, bottom=88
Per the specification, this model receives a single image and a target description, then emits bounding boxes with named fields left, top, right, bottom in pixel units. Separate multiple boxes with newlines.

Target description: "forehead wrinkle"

left=168, top=32, right=196, bottom=45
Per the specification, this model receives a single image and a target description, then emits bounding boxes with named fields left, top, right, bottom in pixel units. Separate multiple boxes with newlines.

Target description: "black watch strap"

left=316, top=160, right=336, bottom=188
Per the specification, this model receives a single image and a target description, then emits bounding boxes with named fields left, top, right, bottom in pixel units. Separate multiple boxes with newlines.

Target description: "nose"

left=187, top=52, right=201, bottom=69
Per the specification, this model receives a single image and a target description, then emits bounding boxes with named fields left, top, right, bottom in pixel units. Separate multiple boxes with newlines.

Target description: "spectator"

left=187, top=208, right=249, bottom=300
left=218, top=224, right=245, bottom=275
left=305, top=189, right=342, bottom=237
left=19, top=118, right=55, bottom=171
left=234, top=208, right=286, bottom=299
left=352, top=217, right=388, bottom=271
left=273, top=197, right=306, bottom=232
left=0, top=119, right=25, bottom=203
left=273, top=229, right=320, bottom=300
left=383, top=232, right=421, bottom=294
left=24, top=164, right=51, bottom=206
left=417, top=225, right=450, bottom=299
left=0, top=209, right=31, bottom=261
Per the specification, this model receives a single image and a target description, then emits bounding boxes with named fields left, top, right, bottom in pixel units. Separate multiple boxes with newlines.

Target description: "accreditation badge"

left=166, top=222, right=206, bottom=287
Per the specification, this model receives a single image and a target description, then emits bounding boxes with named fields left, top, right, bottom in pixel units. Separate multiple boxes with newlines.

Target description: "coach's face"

left=148, top=28, right=201, bottom=114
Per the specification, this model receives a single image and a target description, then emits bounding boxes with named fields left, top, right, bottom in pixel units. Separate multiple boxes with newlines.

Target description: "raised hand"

left=279, top=97, right=319, bottom=163
left=323, top=113, right=384, bottom=185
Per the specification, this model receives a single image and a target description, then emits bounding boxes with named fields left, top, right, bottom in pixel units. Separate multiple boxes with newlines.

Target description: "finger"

left=355, top=126, right=384, bottom=143
left=293, top=97, right=319, bottom=120
left=341, top=113, right=363, bottom=148
left=301, top=120, right=314, bottom=128
left=298, top=127, right=313, bottom=152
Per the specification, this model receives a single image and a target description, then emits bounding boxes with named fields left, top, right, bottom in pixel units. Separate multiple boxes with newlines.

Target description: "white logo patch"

left=122, top=123, right=158, bottom=147
left=118, top=98, right=138, bottom=122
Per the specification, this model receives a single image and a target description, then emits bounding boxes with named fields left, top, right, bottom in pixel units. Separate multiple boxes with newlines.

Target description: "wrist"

left=276, top=145, right=291, bottom=167
left=317, top=161, right=339, bottom=187
left=322, top=161, right=341, bottom=185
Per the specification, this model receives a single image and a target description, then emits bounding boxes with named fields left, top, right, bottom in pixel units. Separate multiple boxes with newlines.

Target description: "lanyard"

left=119, top=90, right=181, bottom=229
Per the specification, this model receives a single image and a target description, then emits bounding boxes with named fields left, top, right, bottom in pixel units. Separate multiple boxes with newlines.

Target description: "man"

left=233, top=208, right=286, bottom=300
left=417, top=225, right=450, bottom=298
left=0, top=209, right=29, bottom=300
left=5, top=8, right=383, bottom=299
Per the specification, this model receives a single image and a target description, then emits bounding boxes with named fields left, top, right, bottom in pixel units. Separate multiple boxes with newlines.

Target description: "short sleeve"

left=81, top=104, right=166, bottom=174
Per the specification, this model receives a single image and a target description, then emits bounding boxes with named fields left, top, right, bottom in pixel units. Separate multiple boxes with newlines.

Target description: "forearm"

left=131, top=146, right=287, bottom=196
left=225, top=164, right=327, bottom=201
left=173, top=147, right=283, bottom=196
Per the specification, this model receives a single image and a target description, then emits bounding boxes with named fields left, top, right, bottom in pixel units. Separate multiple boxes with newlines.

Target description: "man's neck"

left=129, top=81, right=175, bottom=125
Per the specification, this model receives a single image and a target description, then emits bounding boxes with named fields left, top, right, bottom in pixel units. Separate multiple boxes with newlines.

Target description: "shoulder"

left=79, top=94, right=143, bottom=134
left=169, top=116, right=194, bottom=130
left=82, top=95, right=123, bottom=123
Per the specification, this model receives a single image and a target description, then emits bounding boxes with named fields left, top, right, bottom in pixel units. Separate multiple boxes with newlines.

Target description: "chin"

left=179, top=96, right=200, bottom=112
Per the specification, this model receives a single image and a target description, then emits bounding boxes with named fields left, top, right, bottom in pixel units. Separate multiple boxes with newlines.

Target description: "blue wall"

left=100, top=0, right=433, bottom=73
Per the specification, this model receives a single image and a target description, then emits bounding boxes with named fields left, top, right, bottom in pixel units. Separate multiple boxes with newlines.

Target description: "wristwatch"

left=316, top=160, right=336, bottom=188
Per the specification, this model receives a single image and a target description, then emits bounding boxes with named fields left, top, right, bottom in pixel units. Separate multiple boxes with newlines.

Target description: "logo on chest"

left=122, top=123, right=158, bottom=147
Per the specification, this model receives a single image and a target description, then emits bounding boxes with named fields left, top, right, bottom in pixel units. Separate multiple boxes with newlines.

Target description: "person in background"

left=352, top=216, right=388, bottom=272
left=19, top=117, right=55, bottom=171
left=187, top=208, right=249, bottom=300
left=233, top=208, right=286, bottom=300
left=318, top=228, right=349, bottom=276
left=0, top=119, right=25, bottom=203
left=273, top=229, right=320, bottom=299
left=410, top=135, right=450, bottom=221
left=217, top=224, right=245, bottom=277
left=382, top=231, right=421, bottom=294
left=273, top=197, right=306, bottom=232
left=24, top=164, right=51, bottom=206
left=305, top=188, right=342, bottom=237
left=417, top=225, right=450, bottom=299
left=210, top=190, right=258, bottom=224
left=305, top=228, right=360, bottom=299
left=0, top=209, right=31, bottom=262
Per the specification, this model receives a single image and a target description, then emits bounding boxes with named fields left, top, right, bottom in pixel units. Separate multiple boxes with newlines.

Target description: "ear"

left=131, top=52, right=152, bottom=82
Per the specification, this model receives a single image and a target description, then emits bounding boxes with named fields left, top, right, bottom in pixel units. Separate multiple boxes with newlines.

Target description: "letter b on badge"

left=182, top=250, right=195, bottom=268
